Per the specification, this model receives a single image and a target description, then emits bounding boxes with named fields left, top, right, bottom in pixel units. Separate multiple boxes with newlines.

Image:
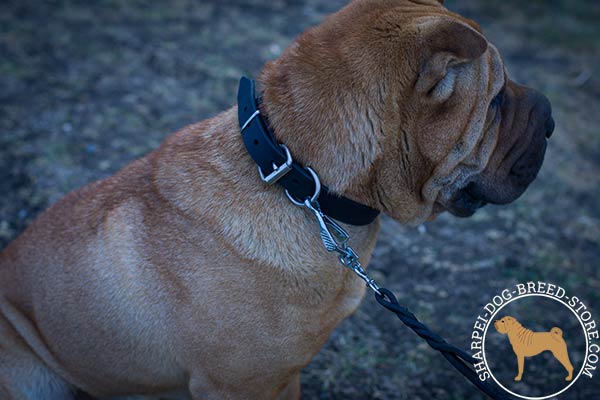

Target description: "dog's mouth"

left=439, top=131, right=549, bottom=219
left=443, top=182, right=488, bottom=218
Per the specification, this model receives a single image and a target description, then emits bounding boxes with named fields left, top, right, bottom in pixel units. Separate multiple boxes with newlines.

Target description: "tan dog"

left=494, top=316, right=574, bottom=382
left=0, top=1, right=554, bottom=399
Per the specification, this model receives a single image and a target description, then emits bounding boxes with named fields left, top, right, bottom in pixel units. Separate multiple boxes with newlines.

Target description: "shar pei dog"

left=494, top=316, right=574, bottom=382
left=0, top=0, right=554, bottom=399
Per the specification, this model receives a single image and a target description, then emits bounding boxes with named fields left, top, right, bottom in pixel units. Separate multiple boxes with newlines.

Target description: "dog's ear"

left=415, top=17, right=488, bottom=96
left=437, top=0, right=445, bottom=4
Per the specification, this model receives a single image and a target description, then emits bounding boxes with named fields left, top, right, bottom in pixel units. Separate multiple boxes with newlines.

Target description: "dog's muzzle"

left=447, top=85, right=554, bottom=217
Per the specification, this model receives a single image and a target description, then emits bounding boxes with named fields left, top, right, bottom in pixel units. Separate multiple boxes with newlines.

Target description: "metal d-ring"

left=285, top=167, right=321, bottom=207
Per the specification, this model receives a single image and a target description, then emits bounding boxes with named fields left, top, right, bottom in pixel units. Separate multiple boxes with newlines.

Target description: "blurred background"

left=0, top=0, right=598, bottom=398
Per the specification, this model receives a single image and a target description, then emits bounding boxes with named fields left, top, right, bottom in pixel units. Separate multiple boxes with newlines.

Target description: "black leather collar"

left=237, top=77, right=379, bottom=226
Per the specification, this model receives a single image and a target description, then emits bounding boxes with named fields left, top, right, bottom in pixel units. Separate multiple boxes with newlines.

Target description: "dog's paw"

left=514, top=376, right=522, bottom=382
left=565, top=376, right=573, bottom=381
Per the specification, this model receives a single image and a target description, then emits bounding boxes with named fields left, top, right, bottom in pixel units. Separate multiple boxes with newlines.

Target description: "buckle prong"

left=258, top=144, right=293, bottom=185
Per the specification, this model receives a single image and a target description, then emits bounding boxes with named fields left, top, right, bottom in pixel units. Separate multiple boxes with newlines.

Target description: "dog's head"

left=260, top=0, right=553, bottom=224
left=494, top=316, right=519, bottom=335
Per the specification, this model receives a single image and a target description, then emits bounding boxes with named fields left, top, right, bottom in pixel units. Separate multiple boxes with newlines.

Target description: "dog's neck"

left=258, top=60, right=386, bottom=212
left=507, top=321, right=534, bottom=343
left=152, top=106, right=381, bottom=298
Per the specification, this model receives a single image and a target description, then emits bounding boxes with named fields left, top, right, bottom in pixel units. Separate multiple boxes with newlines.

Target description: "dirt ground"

left=1, top=0, right=599, bottom=399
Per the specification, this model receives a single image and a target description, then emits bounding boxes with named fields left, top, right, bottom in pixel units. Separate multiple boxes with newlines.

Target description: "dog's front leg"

left=515, top=354, right=525, bottom=381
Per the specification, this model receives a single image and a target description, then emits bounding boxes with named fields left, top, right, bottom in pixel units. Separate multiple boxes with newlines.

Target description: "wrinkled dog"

left=0, top=1, right=553, bottom=399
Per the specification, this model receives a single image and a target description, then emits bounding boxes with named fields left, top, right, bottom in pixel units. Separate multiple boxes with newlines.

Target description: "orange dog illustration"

left=494, top=316, right=574, bottom=382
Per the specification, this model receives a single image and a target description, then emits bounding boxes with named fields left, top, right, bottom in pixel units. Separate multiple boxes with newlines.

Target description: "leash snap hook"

left=284, top=165, right=382, bottom=297
left=345, top=261, right=382, bottom=296
left=303, top=199, right=349, bottom=253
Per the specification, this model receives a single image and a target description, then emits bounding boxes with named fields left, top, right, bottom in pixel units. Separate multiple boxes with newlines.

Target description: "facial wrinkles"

left=421, top=44, right=505, bottom=205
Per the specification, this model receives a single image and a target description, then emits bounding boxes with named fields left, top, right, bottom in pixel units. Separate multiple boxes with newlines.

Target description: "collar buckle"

left=258, top=144, right=293, bottom=185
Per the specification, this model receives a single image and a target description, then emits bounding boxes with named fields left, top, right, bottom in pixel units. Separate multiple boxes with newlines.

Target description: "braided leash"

left=375, top=288, right=514, bottom=399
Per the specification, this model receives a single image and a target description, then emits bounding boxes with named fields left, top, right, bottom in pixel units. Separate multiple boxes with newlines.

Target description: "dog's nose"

left=545, top=115, right=555, bottom=139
